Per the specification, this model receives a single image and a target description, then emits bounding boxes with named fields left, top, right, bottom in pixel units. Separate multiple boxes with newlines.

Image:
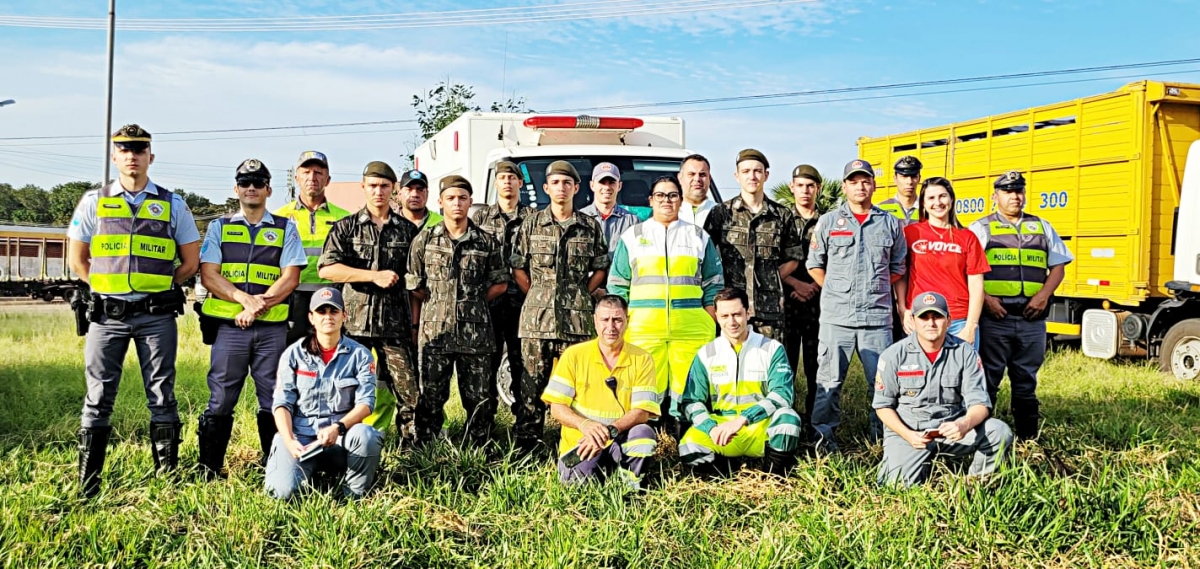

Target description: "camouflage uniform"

left=470, top=203, right=534, bottom=404
left=510, top=209, right=609, bottom=444
left=407, top=221, right=508, bottom=446
left=703, top=196, right=804, bottom=343
left=784, top=209, right=822, bottom=420
left=319, top=208, right=421, bottom=442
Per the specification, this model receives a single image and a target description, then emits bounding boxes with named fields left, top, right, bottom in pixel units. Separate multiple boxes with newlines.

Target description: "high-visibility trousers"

left=678, top=408, right=802, bottom=466
left=627, top=334, right=708, bottom=420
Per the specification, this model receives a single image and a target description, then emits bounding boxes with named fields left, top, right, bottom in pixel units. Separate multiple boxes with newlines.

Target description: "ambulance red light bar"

left=523, top=115, right=644, bottom=130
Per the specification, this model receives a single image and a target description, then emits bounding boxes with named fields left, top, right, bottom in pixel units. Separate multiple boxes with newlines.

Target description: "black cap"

left=994, top=170, right=1026, bottom=191
left=309, top=287, right=345, bottom=312
left=399, top=169, right=428, bottom=188
left=843, top=159, right=875, bottom=180
left=894, top=155, right=922, bottom=176
left=736, top=148, right=769, bottom=169
left=235, top=158, right=271, bottom=181
left=912, top=291, right=949, bottom=318
left=439, top=175, right=472, bottom=194
left=363, top=161, right=397, bottom=183
left=111, top=124, right=151, bottom=151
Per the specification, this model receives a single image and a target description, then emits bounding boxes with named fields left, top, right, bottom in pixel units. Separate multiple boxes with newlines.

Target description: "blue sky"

left=2, top=0, right=1199, bottom=208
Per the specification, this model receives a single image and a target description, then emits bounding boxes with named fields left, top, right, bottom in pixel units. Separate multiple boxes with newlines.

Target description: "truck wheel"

left=1160, top=319, right=1200, bottom=381
left=41, top=289, right=55, bottom=302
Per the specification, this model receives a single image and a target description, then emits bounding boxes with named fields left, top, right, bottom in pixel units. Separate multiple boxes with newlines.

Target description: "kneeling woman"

left=265, top=287, right=383, bottom=500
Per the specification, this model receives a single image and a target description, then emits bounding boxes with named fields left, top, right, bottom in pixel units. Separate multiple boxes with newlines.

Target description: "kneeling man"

left=541, top=295, right=659, bottom=490
left=874, top=291, right=1013, bottom=487
left=678, top=288, right=802, bottom=475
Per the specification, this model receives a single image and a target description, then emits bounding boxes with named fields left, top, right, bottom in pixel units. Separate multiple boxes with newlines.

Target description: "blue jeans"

left=948, top=319, right=980, bottom=347
left=264, top=423, right=384, bottom=500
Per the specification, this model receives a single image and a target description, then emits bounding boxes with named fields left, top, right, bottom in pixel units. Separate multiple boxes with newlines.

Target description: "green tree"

left=412, top=80, right=481, bottom=141
left=490, top=95, right=533, bottom=113
left=10, top=185, right=51, bottom=224
left=0, top=183, right=19, bottom=221
left=769, top=178, right=843, bottom=214
left=48, top=181, right=98, bottom=225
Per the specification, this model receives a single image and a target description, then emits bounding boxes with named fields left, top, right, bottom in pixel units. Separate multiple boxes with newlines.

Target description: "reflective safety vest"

left=690, top=332, right=791, bottom=417
left=201, top=214, right=289, bottom=322
left=89, top=184, right=177, bottom=295
left=981, top=212, right=1049, bottom=298
left=622, top=221, right=715, bottom=341
left=877, top=197, right=919, bottom=225
left=273, top=199, right=350, bottom=291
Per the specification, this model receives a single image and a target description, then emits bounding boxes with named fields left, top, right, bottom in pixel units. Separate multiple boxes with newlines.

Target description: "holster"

left=198, top=314, right=221, bottom=346
left=146, top=288, right=186, bottom=316
left=70, top=288, right=91, bottom=336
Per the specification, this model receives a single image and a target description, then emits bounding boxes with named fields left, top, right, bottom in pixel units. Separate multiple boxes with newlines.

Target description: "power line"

left=0, top=0, right=819, bottom=31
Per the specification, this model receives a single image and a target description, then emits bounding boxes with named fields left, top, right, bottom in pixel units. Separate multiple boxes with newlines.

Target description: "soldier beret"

left=494, top=161, right=520, bottom=177
left=894, top=155, right=922, bottom=175
left=994, top=170, right=1026, bottom=191
left=842, top=159, right=875, bottom=180
left=791, top=164, right=822, bottom=184
left=545, top=160, right=580, bottom=183
left=235, top=158, right=271, bottom=181
left=736, top=148, right=769, bottom=169
left=363, top=161, right=397, bottom=183
left=399, top=169, right=427, bottom=188
left=439, top=175, right=472, bottom=194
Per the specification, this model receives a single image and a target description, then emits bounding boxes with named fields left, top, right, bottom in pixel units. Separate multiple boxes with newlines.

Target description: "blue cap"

left=912, top=291, right=949, bottom=318
left=309, top=287, right=344, bottom=312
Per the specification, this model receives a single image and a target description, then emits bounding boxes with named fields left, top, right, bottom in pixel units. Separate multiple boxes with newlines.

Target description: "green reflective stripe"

left=988, top=220, right=1045, bottom=236
left=986, top=248, right=1047, bottom=268
left=254, top=228, right=284, bottom=247
left=89, top=273, right=130, bottom=294
left=202, top=297, right=288, bottom=322
left=90, top=234, right=130, bottom=257
left=221, top=263, right=249, bottom=283
left=96, top=197, right=132, bottom=217
left=221, top=224, right=252, bottom=244
left=984, top=280, right=1021, bottom=296
left=131, top=235, right=175, bottom=260
left=246, top=264, right=281, bottom=286
left=129, top=272, right=173, bottom=292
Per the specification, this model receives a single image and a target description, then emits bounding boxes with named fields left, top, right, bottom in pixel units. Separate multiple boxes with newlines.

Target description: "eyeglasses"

left=237, top=179, right=267, bottom=189
left=652, top=192, right=682, bottom=202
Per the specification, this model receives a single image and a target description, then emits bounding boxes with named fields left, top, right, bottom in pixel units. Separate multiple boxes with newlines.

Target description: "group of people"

left=66, top=123, right=1073, bottom=501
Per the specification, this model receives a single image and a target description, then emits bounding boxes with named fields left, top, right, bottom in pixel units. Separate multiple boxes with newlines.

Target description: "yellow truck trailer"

left=858, top=80, right=1200, bottom=379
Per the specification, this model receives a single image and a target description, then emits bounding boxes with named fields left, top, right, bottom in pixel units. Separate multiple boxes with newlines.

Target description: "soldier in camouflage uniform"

left=409, top=175, right=509, bottom=447
left=784, top=165, right=824, bottom=428
left=510, top=160, right=610, bottom=452
left=470, top=161, right=533, bottom=405
left=704, top=149, right=804, bottom=343
left=318, top=161, right=421, bottom=444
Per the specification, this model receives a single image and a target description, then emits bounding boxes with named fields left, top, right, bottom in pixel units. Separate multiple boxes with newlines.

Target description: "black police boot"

left=78, top=426, right=112, bottom=498
left=1012, top=400, right=1041, bottom=441
left=255, top=411, right=277, bottom=467
left=150, top=422, right=182, bottom=474
left=197, top=414, right=235, bottom=480
left=763, top=446, right=797, bottom=477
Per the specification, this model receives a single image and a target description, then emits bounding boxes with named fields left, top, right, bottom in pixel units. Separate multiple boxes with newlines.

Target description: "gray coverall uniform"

left=805, top=202, right=906, bottom=450
left=872, top=334, right=1014, bottom=486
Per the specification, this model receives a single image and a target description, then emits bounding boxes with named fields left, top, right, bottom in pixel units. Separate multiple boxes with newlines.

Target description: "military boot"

left=150, top=422, right=182, bottom=473
left=763, top=446, right=797, bottom=477
left=255, top=411, right=277, bottom=467
left=1012, top=400, right=1041, bottom=441
left=197, top=414, right=235, bottom=480
left=78, top=426, right=112, bottom=498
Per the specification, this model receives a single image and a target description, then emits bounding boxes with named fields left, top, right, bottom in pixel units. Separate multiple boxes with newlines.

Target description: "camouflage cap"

left=736, top=148, right=769, bottom=169
left=111, top=124, right=152, bottom=143
left=994, top=170, right=1026, bottom=191
left=791, top=164, right=822, bottom=184
left=545, top=160, right=580, bottom=183
left=439, top=175, right=472, bottom=194
left=296, top=150, right=328, bottom=170
left=399, top=169, right=427, bottom=188
left=363, top=161, right=397, bottom=183
left=495, top=161, right=521, bottom=177
left=912, top=291, right=949, bottom=318
left=843, top=159, right=875, bottom=180
left=235, top=158, right=271, bottom=181
left=894, top=155, right=923, bottom=175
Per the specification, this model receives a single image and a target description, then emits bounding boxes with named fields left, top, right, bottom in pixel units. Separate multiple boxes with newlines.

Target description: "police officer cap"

left=111, top=124, right=151, bottom=150
left=309, top=287, right=345, bottom=312
left=439, top=175, right=472, bottom=194
left=994, top=170, right=1027, bottom=191
left=235, top=159, right=271, bottom=181
left=842, top=159, right=875, bottom=180
left=911, top=291, right=949, bottom=318
left=399, top=168, right=427, bottom=188
left=545, top=160, right=580, bottom=183
left=894, top=155, right=922, bottom=175
left=736, top=148, right=769, bottom=169
left=791, top=164, right=822, bottom=184
left=495, top=161, right=521, bottom=177
left=363, top=161, right=397, bottom=183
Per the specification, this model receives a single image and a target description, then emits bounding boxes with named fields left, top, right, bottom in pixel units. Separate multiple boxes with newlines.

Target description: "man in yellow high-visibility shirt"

left=273, top=150, right=351, bottom=345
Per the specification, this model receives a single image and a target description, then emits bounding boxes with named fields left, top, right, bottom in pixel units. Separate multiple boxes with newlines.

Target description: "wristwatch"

left=335, top=421, right=348, bottom=436
left=606, top=425, right=619, bottom=440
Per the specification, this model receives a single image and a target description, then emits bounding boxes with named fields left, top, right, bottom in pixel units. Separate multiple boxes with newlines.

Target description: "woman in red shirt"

left=900, top=177, right=990, bottom=345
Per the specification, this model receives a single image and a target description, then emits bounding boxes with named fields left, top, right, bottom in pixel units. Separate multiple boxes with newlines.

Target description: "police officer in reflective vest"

left=198, top=159, right=308, bottom=478
left=968, top=171, right=1073, bottom=440
left=67, top=124, right=201, bottom=497
left=273, top=151, right=351, bottom=346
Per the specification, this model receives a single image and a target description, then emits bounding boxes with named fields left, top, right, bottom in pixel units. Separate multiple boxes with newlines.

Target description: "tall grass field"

left=0, top=306, right=1197, bottom=567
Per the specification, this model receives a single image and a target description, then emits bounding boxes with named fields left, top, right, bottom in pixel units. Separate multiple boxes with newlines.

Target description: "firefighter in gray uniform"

left=873, top=291, right=1013, bottom=486
left=67, top=124, right=201, bottom=497
left=968, top=171, right=1073, bottom=440
left=806, top=159, right=907, bottom=452
left=197, top=159, right=308, bottom=478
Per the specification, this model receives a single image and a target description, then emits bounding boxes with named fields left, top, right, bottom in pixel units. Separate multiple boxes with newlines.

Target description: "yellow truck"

left=858, top=80, right=1200, bottom=380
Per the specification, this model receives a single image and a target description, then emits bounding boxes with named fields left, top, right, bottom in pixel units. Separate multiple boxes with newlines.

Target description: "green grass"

left=1, top=306, right=1198, bottom=568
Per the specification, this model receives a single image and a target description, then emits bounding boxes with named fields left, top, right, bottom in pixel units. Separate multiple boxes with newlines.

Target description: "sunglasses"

left=237, top=179, right=268, bottom=189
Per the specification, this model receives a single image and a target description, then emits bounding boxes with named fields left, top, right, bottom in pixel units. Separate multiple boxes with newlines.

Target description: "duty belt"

left=100, top=297, right=151, bottom=319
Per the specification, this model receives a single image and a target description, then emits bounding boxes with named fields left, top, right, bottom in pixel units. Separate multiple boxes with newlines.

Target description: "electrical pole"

left=101, top=0, right=116, bottom=185
left=287, top=167, right=295, bottom=199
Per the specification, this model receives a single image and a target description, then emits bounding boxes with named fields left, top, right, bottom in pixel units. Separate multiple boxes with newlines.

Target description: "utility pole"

left=287, top=167, right=295, bottom=199
left=101, top=0, right=116, bottom=185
